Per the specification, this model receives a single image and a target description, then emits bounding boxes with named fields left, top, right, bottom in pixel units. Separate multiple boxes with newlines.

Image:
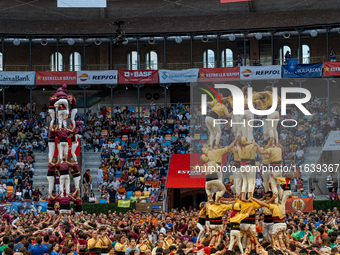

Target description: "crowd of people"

left=0, top=204, right=340, bottom=255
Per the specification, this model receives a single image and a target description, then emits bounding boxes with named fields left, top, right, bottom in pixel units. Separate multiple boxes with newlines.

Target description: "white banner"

left=240, top=65, right=281, bottom=80
left=77, top=71, right=118, bottom=84
left=322, top=131, right=340, bottom=151
left=159, top=69, right=199, bottom=83
left=57, top=0, right=106, bottom=8
left=0, top=72, right=35, bottom=85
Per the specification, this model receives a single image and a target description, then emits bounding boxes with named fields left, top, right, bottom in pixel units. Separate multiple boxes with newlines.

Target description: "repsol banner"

left=240, top=65, right=281, bottom=80
left=77, top=71, right=118, bottom=84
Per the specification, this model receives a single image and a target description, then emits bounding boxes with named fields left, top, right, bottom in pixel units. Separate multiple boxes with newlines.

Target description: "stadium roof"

left=0, top=0, right=340, bottom=35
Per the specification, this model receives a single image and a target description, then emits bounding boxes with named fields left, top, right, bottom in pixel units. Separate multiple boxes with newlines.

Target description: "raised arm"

left=249, top=197, right=270, bottom=208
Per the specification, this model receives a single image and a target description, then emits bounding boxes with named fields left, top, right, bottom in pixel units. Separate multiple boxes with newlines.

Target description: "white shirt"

left=295, top=150, right=304, bottom=158
left=112, top=180, right=120, bottom=190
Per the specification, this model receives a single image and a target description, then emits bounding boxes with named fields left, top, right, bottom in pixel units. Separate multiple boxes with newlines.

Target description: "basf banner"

left=77, top=71, right=118, bottom=84
left=240, top=65, right=281, bottom=80
left=159, top=69, right=198, bottom=83
left=282, top=63, right=323, bottom=78
left=199, top=67, right=240, bottom=81
left=0, top=72, right=35, bottom=85
left=118, top=70, right=159, bottom=84
left=35, top=71, right=77, bottom=85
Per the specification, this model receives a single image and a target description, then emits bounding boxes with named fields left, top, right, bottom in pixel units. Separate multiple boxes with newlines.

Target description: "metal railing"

left=2, top=55, right=337, bottom=72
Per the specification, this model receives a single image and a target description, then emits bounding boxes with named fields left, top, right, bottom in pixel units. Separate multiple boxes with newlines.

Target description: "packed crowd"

left=78, top=102, right=191, bottom=203
left=0, top=204, right=340, bottom=255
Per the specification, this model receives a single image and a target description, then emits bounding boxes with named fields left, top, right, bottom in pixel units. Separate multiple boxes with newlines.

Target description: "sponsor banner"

left=282, top=63, right=323, bottom=78
left=53, top=138, right=81, bottom=157
left=159, top=69, right=198, bottom=83
left=118, top=200, right=130, bottom=208
left=221, top=0, right=251, bottom=3
left=323, top=62, right=340, bottom=76
left=36, top=71, right=77, bottom=85
left=57, top=0, right=106, bottom=8
left=0, top=201, right=47, bottom=214
left=286, top=197, right=313, bottom=213
left=118, top=70, right=159, bottom=84
left=240, top=65, right=281, bottom=80
left=199, top=67, right=240, bottom=81
left=0, top=72, right=35, bottom=85
left=166, top=154, right=207, bottom=188
left=77, top=71, right=118, bottom=84
left=322, top=131, right=340, bottom=151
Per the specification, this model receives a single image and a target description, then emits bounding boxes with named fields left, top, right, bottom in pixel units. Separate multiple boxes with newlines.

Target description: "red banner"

left=53, top=138, right=80, bottom=157
left=199, top=67, right=240, bottom=81
left=323, top=62, right=340, bottom=76
left=118, top=70, right=159, bottom=84
left=166, top=154, right=206, bottom=188
left=285, top=197, right=313, bottom=213
left=221, top=0, right=252, bottom=3
left=35, top=71, right=77, bottom=85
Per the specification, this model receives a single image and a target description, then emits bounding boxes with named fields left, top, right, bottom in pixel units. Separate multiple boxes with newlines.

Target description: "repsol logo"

left=255, top=70, right=280, bottom=75
left=92, top=75, right=117, bottom=80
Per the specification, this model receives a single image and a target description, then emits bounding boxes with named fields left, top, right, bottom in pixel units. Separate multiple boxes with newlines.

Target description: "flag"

left=285, top=197, right=313, bottom=213
left=118, top=200, right=130, bottom=208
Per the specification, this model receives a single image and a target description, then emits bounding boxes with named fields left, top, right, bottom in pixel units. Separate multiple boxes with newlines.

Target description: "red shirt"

left=32, top=190, right=42, bottom=201
left=57, top=162, right=69, bottom=175
left=57, top=129, right=70, bottom=140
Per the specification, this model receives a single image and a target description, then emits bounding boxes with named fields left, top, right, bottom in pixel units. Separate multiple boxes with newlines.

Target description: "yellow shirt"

left=205, top=161, right=219, bottom=175
left=88, top=238, right=104, bottom=250
left=101, top=236, right=111, bottom=249
left=230, top=212, right=250, bottom=224
left=263, top=207, right=272, bottom=216
left=237, top=144, right=256, bottom=160
left=245, top=93, right=262, bottom=107
left=269, top=203, right=283, bottom=219
left=235, top=199, right=262, bottom=215
left=231, top=147, right=240, bottom=162
left=165, top=237, right=174, bottom=246
left=202, top=146, right=231, bottom=164
left=267, top=147, right=282, bottom=162
left=115, top=242, right=128, bottom=252
left=211, top=103, right=229, bottom=117
left=277, top=177, right=288, bottom=185
left=199, top=207, right=207, bottom=219
left=264, top=93, right=281, bottom=109
left=207, top=203, right=235, bottom=219
left=261, top=147, right=270, bottom=164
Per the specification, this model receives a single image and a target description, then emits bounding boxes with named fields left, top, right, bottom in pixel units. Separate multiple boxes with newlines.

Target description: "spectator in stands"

left=117, top=184, right=126, bottom=200
left=89, top=192, right=96, bottom=203
left=330, top=48, right=336, bottom=62
left=130, top=192, right=138, bottom=203
left=32, top=186, right=42, bottom=201
left=329, top=188, right=339, bottom=200
left=296, top=178, right=304, bottom=198
left=327, top=174, right=335, bottom=192
left=236, top=54, right=242, bottom=66
left=0, top=180, right=6, bottom=193
left=285, top=51, right=291, bottom=64
left=40, top=185, right=48, bottom=200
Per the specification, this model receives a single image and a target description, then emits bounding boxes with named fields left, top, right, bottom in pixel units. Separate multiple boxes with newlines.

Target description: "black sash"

left=208, top=111, right=219, bottom=119
left=209, top=217, right=222, bottom=225
left=231, top=222, right=240, bottom=230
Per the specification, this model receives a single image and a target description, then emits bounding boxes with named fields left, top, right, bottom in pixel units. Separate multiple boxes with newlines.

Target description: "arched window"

left=279, top=45, right=291, bottom=65
left=221, top=49, right=233, bottom=67
left=69, top=52, right=81, bottom=71
left=0, top=53, right=3, bottom=71
left=298, top=44, right=310, bottom=64
left=145, top=51, right=158, bottom=70
left=203, top=49, right=215, bottom=68
left=127, top=51, right=138, bottom=70
left=50, top=52, right=63, bottom=71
